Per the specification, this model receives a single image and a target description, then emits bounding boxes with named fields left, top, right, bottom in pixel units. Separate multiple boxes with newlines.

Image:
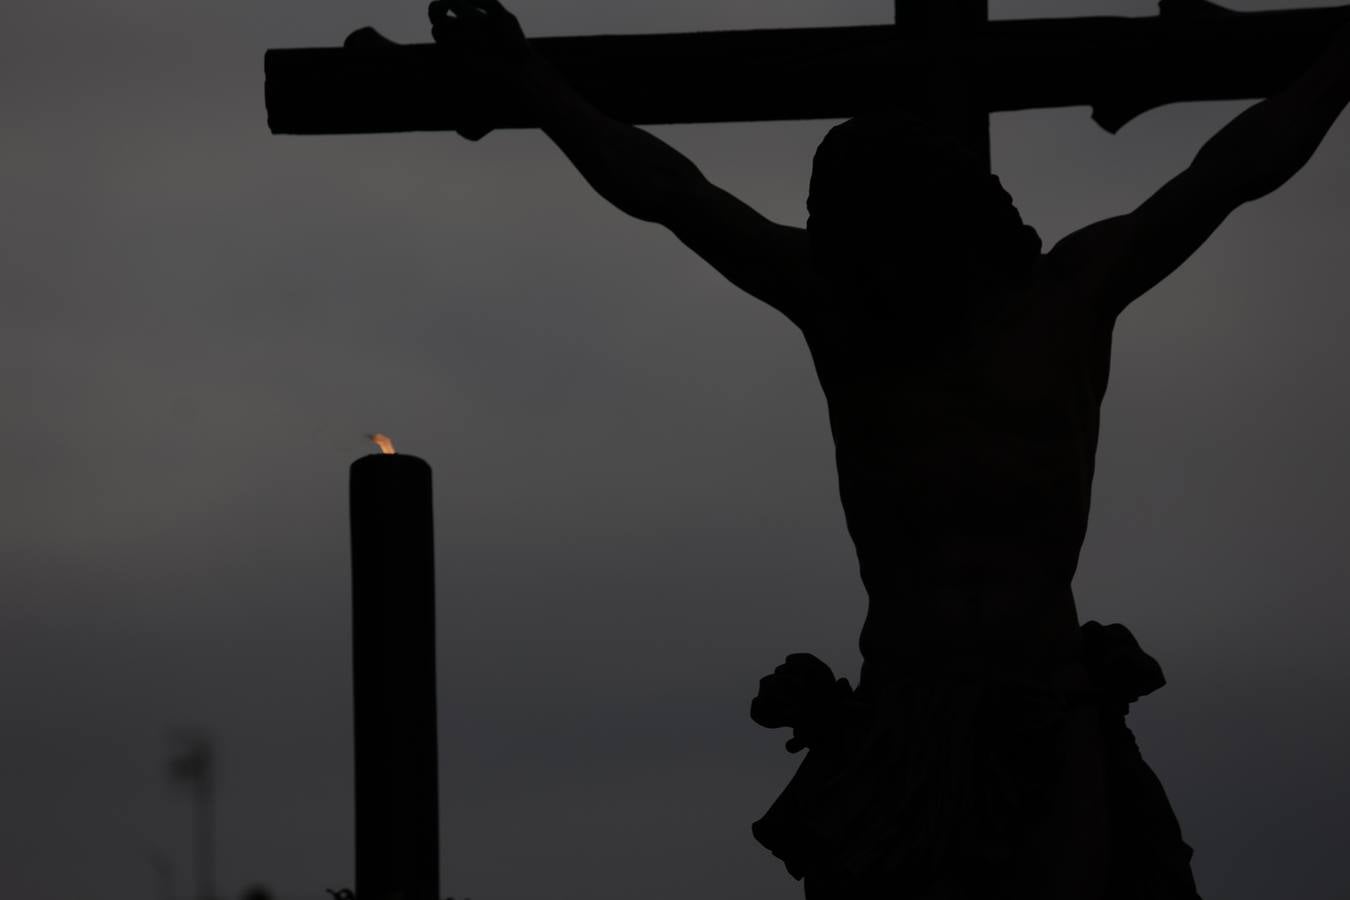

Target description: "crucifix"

left=267, top=1, right=1349, bottom=897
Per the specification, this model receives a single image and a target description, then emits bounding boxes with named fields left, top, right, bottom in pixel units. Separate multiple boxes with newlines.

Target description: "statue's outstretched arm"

left=1046, top=18, right=1350, bottom=320
left=430, top=0, right=814, bottom=325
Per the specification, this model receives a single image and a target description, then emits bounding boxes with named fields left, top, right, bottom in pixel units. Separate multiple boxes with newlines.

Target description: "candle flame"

left=367, top=433, right=397, bottom=455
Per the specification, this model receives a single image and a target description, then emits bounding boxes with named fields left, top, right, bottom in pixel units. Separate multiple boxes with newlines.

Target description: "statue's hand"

left=429, top=0, right=528, bottom=62
left=427, top=0, right=531, bottom=140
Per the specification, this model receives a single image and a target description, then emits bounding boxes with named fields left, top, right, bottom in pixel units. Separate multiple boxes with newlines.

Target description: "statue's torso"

left=800, top=262, right=1115, bottom=662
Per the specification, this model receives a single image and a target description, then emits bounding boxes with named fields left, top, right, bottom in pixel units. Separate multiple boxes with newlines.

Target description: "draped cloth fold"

left=751, top=621, right=1202, bottom=899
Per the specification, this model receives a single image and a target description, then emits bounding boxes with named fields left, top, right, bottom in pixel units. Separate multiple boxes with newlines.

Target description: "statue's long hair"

left=807, top=114, right=1043, bottom=297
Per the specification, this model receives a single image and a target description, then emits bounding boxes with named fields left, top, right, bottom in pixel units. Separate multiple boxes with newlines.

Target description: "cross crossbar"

left=265, top=4, right=1349, bottom=137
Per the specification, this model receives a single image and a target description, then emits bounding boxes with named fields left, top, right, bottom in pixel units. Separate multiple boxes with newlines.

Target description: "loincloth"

left=751, top=622, right=1200, bottom=898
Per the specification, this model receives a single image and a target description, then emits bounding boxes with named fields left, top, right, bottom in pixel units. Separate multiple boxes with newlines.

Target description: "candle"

left=349, top=434, right=439, bottom=900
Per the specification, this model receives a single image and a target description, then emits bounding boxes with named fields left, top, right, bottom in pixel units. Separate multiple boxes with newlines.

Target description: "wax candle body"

left=349, top=452, right=439, bottom=900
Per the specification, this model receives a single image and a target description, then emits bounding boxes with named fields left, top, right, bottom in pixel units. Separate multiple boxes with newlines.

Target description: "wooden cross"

left=267, top=3, right=1347, bottom=899
left=266, top=0, right=1350, bottom=176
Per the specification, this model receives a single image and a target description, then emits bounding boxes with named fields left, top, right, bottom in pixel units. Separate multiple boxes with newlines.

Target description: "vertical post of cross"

left=895, top=0, right=992, bottom=172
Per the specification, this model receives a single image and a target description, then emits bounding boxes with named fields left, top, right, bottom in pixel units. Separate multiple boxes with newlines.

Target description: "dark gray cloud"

left=2, top=1, right=1347, bottom=898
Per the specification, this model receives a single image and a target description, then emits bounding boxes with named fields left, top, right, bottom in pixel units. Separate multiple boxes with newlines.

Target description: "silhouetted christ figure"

left=423, top=2, right=1349, bottom=897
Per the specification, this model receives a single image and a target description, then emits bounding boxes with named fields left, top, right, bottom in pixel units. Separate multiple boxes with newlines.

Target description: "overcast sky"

left=3, top=1, right=1348, bottom=898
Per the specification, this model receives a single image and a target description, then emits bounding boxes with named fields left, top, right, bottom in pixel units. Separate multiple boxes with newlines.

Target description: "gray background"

left=2, top=0, right=1347, bottom=897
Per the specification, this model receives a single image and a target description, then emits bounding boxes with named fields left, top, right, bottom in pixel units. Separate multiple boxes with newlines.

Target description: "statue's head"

left=807, top=114, right=1042, bottom=312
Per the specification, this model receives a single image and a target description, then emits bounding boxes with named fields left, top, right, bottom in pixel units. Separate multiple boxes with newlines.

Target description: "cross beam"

left=265, top=3, right=1349, bottom=142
